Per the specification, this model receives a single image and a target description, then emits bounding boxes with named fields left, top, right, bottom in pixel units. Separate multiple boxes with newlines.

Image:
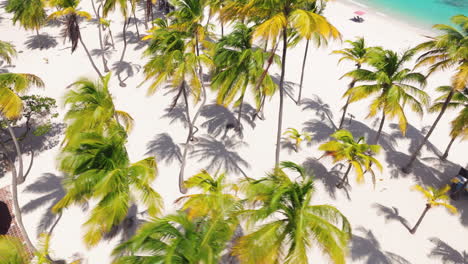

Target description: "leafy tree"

left=237, top=0, right=340, bottom=166
left=403, top=15, right=468, bottom=172
left=0, top=40, right=17, bottom=65
left=283, top=127, right=311, bottom=152
left=212, top=23, right=277, bottom=129
left=319, top=130, right=382, bottom=188
left=234, top=161, right=351, bottom=264
left=332, top=37, right=371, bottom=128
left=343, top=49, right=429, bottom=143
left=409, top=185, right=457, bottom=234
left=427, top=86, right=468, bottom=159
left=47, top=0, right=103, bottom=78
left=5, top=0, right=46, bottom=34
left=52, top=75, right=161, bottom=247
left=113, top=171, right=240, bottom=263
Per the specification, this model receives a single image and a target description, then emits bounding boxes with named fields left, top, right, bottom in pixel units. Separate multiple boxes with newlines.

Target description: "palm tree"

left=319, top=130, right=382, bottom=188
left=343, top=49, right=429, bottom=143
left=233, top=161, right=351, bottom=263
left=403, top=15, right=467, bottom=172
left=427, top=86, right=468, bottom=160
left=0, top=40, right=16, bottom=65
left=241, top=0, right=340, bottom=167
left=332, top=37, right=370, bottom=128
left=47, top=0, right=103, bottom=78
left=60, top=74, right=133, bottom=147
left=5, top=0, right=46, bottom=35
left=296, top=0, right=337, bottom=105
left=410, top=185, right=457, bottom=234
left=52, top=75, right=161, bottom=247
left=212, top=23, right=277, bottom=129
left=113, top=171, right=239, bottom=263
left=142, top=20, right=212, bottom=193
left=113, top=211, right=235, bottom=263
left=283, top=127, right=311, bottom=152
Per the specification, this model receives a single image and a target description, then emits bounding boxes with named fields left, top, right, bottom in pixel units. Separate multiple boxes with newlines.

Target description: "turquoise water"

left=353, top=0, right=468, bottom=27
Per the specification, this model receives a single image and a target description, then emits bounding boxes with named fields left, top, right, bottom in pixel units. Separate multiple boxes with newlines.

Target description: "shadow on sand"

left=428, top=237, right=467, bottom=263
left=190, top=135, right=249, bottom=179
left=200, top=103, right=255, bottom=139
left=146, top=133, right=182, bottom=165
left=373, top=203, right=411, bottom=231
left=24, top=34, right=58, bottom=50
left=351, top=227, right=412, bottom=264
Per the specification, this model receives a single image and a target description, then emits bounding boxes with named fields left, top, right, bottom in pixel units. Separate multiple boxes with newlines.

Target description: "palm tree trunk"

left=337, top=163, right=352, bottom=189
left=132, top=7, right=140, bottom=38
left=78, top=35, right=103, bottom=78
left=117, top=19, right=129, bottom=87
left=91, top=0, right=110, bottom=72
left=297, top=39, right=309, bottom=105
left=274, top=29, right=288, bottom=167
left=339, top=80, right=356, bottom=129
left=221, top=21, right=224, bottom=37
left=402, top=89, right=455, bottom=173
left=7, top=124, right=24, bottom=184
left=375, top=109, right=386, bottom=144
left=441, top=136, right=456, bottom=160
left=410, top=204, right=430, bottom=234
left=179, top=84, right=192, bottom=194
left=35, top=28, right=40, bottom=36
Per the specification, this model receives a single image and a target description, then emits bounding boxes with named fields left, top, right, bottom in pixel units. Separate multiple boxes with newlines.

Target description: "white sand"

left=1, top=0, right=467, bottom=263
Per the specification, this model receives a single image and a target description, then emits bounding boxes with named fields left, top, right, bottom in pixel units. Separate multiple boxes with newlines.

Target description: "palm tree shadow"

left=162, top=103, right=189, bottom=129
left=302, top=158, right=351, bottom=200
left=103, top=204, right=146, bottom=245
left=146, top=133, right=182, bottom=165
left=21, top=173, right=66, bottom=236
left=91, top=47, right=114, bottom=60
left=116, top=30, right=140, bottom=44
left=200, top=104, right=255, bottom=139
left=24, top=34, right=58, bottom=50
left=271, top=73, right=298, bottom=104
left=190, top=135, right=250, bottom=179
left=428, top=237, right=468, bottom=263
left=351, top=226, right=412, bottom=264
left=389, top=123, right=441, bottom=156
left=301, top=96, right=336, bottom=129
left=112, top=61, right=141, bottom=83
left=372, top=203, right=411, bottom=231
left=385, top=151, right=459, bottom=187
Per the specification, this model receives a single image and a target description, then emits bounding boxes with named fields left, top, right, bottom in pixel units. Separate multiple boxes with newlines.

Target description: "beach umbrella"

left=354, top=11, right=366, bottom=16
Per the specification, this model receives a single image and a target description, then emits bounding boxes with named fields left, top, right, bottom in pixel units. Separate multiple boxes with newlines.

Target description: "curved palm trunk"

left=78, top=35, right=103, bottom=78
left=91, top=0, right=110, bottom=72
left=402, top=89, right=455, bottom=173
left=441, top=136, right=456, bottom=160
left=339, top=80, right=356, bottom=129
left=118, top=19, right=129, bottom=87
left=410, top=204, right=430, bottom=234
left=132, top=6, right=140, bottom=38
left=7, top=124, right=24, bottom=184
left=375, top=109, right=386, bottom=144
left=297, top=39, right=309, bottom=105
left=274, top=29, right=288, bottom=167
left=337, top=163, right=352, bottom=189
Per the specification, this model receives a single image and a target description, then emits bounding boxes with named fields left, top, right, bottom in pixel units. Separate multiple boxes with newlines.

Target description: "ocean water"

left=351, top=0, right=468, bottom=27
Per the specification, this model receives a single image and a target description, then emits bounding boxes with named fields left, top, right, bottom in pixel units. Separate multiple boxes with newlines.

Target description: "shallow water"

left=351, top=0, right=468, bottom=27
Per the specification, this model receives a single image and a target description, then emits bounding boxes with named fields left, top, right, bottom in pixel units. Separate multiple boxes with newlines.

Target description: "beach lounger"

left=450, top=167, right=468, bottom=200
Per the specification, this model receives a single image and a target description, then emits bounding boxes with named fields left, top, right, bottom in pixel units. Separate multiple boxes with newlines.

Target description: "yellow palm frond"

left=115, top=110, right=134, bottom=132
left=0, top=86, right=23, bottom=119
left=253, top=13, right=287, bottom=44
left=412, top=184, right=433, bottom=200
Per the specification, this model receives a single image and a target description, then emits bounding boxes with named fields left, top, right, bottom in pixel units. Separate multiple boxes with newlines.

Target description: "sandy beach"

left=0, top=0, right=467, bottom=263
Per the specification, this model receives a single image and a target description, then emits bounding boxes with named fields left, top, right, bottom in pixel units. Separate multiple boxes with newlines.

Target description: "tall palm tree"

left=239, top=0, right=340, bottom=167
left=409, top=185, right=457, bottom=234
left=403, top=15, right=468, bottom=172
left=212, top=23, right=277, bottom=129
left=233, top=161, right=351, bottom=263
left=332, top=37, right=370, bottom=128
left=47, top=0, right=103, bottom=78
left=52, top=75, right=161, bottom=247
left=319, top=129, right=382, bottom=188
left=432, top=87, right=468, bottom=159
left=0, top=40, right=17, bottom=65
left=344, top=49, right=429, bottom=143
left=113, top=171, right=239, bottom=263
left=296, top=0, right=336, bottom=105
left=142, top=20, right=212, bottom=193
left=5, top=0, right=46, bottom=35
